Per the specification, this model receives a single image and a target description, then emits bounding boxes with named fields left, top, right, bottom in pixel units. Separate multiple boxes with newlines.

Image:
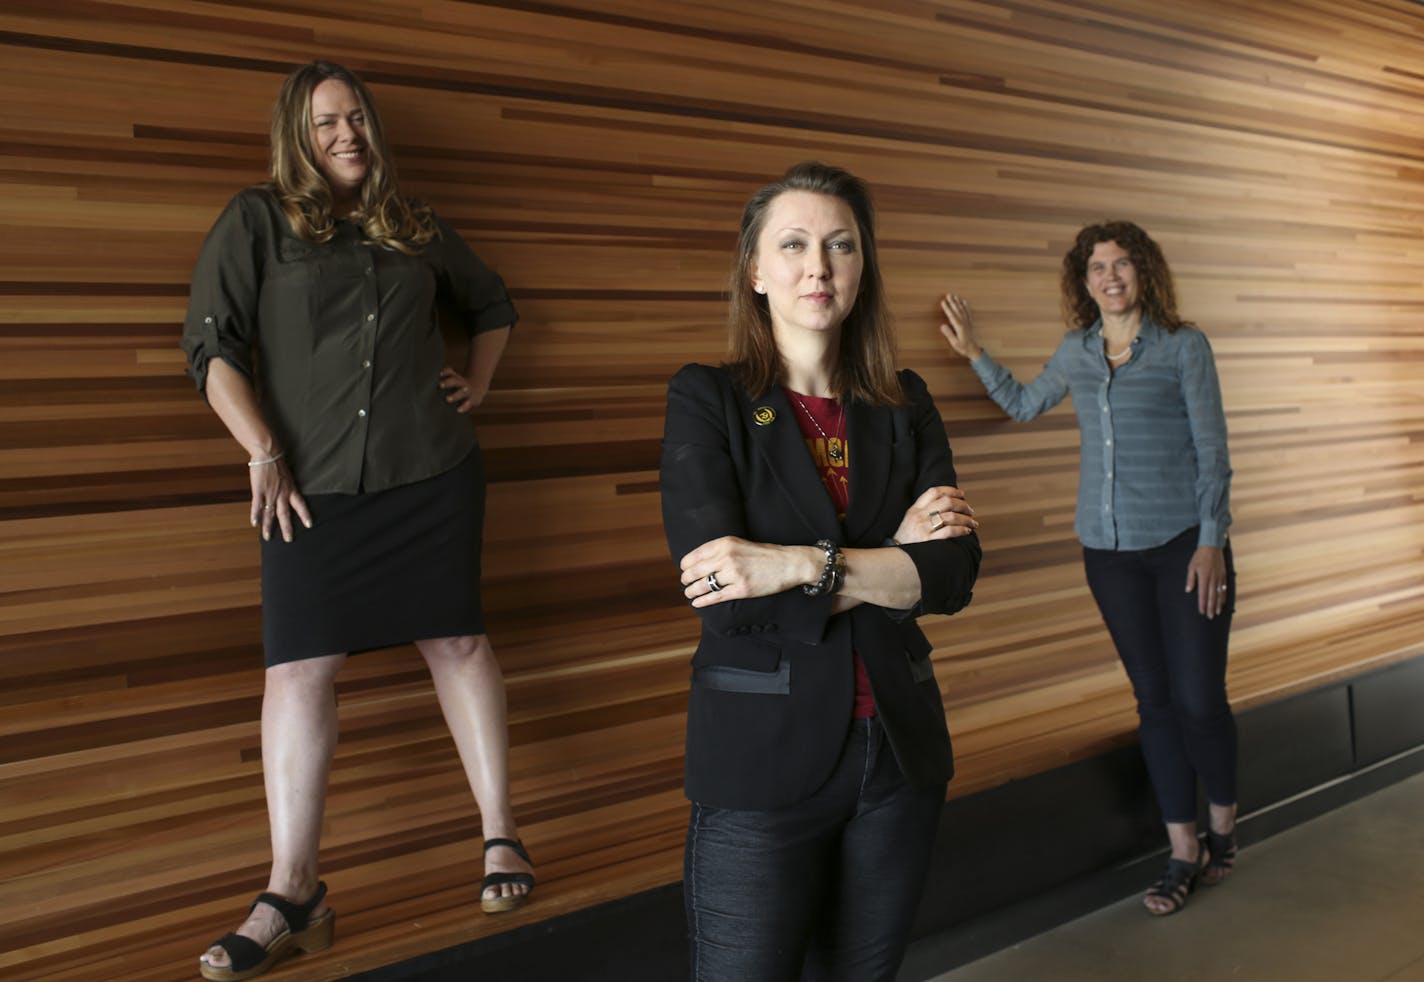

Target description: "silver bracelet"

left=248, top=451, right=285, bottom=468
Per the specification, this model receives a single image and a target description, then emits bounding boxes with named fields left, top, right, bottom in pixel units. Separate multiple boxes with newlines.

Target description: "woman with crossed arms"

left=660, top=161, right=982, bottom=980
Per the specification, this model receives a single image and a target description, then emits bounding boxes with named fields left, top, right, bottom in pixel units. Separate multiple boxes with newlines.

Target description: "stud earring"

left=754, top=284, right=766, bottom=294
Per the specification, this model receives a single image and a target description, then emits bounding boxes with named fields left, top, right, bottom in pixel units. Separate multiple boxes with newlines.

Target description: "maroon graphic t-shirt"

left=785, top=389, right=876, bottom=719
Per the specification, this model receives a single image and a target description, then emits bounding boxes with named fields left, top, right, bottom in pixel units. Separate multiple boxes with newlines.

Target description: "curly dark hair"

left=1060, top=221, right=1192, bottom=332
left=725, top=161, right=902, bottom=406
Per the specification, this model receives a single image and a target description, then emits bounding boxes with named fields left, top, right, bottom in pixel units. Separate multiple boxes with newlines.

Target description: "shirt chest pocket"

left=274, top=239, right=369, bottom=290
left=273, top=239, right=323, bottom=282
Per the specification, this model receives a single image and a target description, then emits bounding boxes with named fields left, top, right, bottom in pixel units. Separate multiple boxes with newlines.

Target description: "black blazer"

left=659, top=364, right=981, bottom=810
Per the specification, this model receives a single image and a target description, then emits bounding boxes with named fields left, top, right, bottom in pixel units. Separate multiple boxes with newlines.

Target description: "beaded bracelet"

left=248, top=451, right=285, bottom=468
left=802, top=538, right=846, bottom=597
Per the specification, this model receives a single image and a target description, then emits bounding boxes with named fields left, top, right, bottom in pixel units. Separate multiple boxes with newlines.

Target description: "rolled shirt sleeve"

left=181, top=193, right=262, bottom=395
left=430, top=213, right=519, bottom=336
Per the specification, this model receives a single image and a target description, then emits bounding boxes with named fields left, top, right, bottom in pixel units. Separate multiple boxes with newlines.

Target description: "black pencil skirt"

left=260, top=448, right=487, bottom=667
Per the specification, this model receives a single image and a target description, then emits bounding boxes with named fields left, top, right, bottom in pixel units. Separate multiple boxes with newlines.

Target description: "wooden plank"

left=1, top=1, right=1421, bottom=978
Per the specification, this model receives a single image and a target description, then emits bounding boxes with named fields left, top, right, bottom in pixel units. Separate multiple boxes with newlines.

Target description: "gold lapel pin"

left=753, top=406, right=776, bottom=426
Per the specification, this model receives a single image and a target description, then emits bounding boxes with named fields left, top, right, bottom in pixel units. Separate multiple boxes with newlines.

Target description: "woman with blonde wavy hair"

left=182, top=61, right=531, bottom=981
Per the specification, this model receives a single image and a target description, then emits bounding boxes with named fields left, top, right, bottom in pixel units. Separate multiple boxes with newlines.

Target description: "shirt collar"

left=1082, top=314, right=1164, bottom=348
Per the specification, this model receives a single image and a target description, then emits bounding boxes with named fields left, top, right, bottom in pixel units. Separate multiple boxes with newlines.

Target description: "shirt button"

left=362, top=360, right=372, bottom=369
left=366, top=313, right=375, bottom=322
left=1107, top=470, right=1113, bottom=479
left=204, top=316, right=213, bottom=324
left=1105, top=439, right=1112, bottom=446
left=366, top=266, right=374, bottom=275
left=358, top=409, right=367, bottom=418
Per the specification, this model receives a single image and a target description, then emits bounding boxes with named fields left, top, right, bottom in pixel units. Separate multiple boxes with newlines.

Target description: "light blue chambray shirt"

left=971, top=317, right=1231, bottom=551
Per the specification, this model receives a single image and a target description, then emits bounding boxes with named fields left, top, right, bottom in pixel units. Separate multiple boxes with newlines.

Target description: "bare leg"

left=416, top=634, right=532, bottom=904
left=1208, top=801, right=1237, bottom=836
left=1165, top=820, right=1201, bottom=863
left=200, top=653, right=344, bottom=972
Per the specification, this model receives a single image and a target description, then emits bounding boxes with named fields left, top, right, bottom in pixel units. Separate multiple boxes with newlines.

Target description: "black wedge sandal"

left=1143, top=856, right=1200, bottom=917
left=481, top=837, right=536, bottom=914
left=1201, top=829, right=1237, bottom=886
left=200, top=881, right=334, bottom=981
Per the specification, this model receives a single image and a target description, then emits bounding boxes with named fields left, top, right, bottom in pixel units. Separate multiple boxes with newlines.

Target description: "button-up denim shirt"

left=970, top=317, right=1231, bottom=551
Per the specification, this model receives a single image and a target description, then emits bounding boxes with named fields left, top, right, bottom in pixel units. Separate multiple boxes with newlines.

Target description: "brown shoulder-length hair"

left=725, top=161, right=903, bottom=406
left=267, top=60, right=436, bottom=253
left=1060, top=221, right=1193, bottom=332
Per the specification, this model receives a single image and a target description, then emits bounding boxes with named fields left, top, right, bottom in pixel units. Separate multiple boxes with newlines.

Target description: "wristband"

left=802, top=538, right=846, bottom=597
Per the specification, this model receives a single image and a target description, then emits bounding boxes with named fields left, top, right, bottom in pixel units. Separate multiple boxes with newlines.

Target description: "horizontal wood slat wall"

left=2, top=1, right=1422, bottom=978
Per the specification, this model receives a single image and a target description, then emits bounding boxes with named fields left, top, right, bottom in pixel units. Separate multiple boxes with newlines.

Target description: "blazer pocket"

left=693, top=659, right=791, bottom=695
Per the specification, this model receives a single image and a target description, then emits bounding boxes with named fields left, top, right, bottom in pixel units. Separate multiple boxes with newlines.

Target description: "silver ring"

left=263, top=506, right=274, bottom=512
left=706, top=572, right=723, bottom=593
left=1217, top=584, right=1228, bottom=592
left=929, top=510, right=944, bottom=531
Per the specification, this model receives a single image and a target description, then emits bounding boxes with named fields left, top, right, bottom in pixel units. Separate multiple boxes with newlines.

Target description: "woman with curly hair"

left=182, top=61, right=531, bottom=980
left=938, top=221, right=1238, bottom=917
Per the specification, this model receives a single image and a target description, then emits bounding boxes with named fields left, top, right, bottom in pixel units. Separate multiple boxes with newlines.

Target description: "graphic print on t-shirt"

left=786, top=390, right=849, bottom=517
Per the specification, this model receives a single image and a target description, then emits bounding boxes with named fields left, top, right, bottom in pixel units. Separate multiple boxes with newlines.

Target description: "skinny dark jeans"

left=1083, top=527, right=1238, bottom=823
left=684, top=716, right=945, bottom=982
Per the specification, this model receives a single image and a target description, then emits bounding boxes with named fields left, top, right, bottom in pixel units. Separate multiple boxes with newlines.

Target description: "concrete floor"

left=928, top=770, right=1424, bottom=982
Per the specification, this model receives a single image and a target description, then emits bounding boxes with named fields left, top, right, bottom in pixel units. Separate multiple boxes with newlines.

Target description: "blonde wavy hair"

left=267, top=61, right=436, bottom=253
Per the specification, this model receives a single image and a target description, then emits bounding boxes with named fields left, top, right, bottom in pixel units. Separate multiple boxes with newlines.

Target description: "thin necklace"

left=791, top=393, right=845, bottom=463
left=1105, top=345, right=1132, bottom=362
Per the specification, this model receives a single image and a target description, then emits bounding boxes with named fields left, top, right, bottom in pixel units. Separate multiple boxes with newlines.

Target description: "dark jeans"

left=684, top=716, right=946, bottom=982
left=1083, top=527, right=1238, bottom=823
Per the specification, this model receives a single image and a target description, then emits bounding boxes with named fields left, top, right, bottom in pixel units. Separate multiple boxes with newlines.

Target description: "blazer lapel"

left=845, top=399, right=892, bottom=544
left=743, top=386, right=841, bottom=539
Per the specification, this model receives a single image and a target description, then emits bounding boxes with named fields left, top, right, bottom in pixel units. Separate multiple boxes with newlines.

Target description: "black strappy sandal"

left=200, top=881, right=334, bottom=981
left=1144, top=856, right=1200, bottom=917
left=481, top=837, right=536, bottom=913
left=1201, top=829, right=1237, bottom=886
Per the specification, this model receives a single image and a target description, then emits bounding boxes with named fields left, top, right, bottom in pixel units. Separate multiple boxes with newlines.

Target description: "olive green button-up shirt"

left=181, top=187, right=517, bottom=494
